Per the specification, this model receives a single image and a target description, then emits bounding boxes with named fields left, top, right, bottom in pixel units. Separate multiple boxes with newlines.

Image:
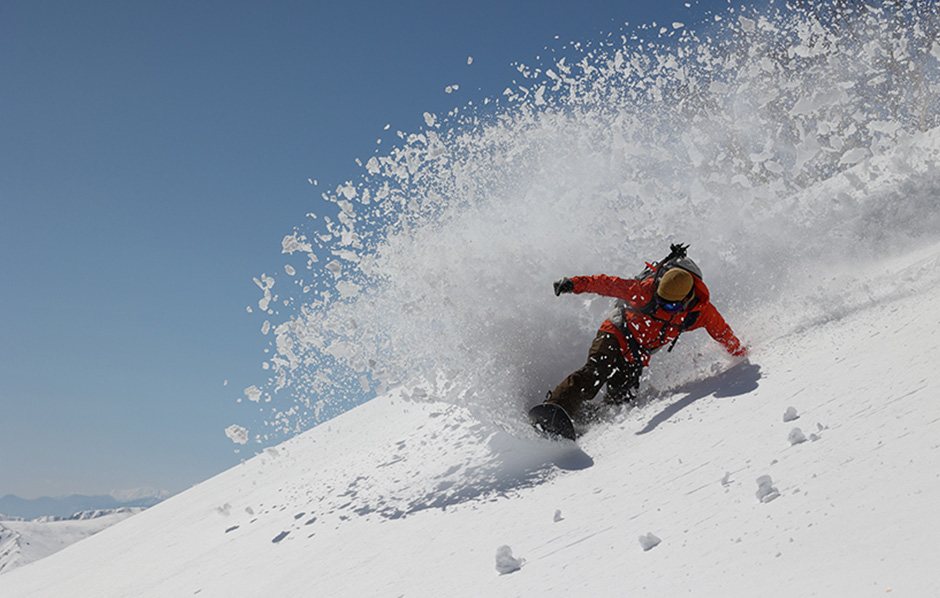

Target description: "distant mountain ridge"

left=0, top=507, right=145, bottom=575
left=0, top=493, right=166, bottom=520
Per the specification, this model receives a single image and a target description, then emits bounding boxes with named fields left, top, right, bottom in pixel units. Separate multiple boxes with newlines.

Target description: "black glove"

left=553, top=277, right=575, bottom=296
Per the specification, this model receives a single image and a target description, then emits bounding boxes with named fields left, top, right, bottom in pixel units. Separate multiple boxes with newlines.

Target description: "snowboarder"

left=537, top=245, right=747, bottom=425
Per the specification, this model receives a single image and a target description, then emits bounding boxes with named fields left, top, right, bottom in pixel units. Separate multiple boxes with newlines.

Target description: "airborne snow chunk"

left=225, top=425, right=249, bottom=445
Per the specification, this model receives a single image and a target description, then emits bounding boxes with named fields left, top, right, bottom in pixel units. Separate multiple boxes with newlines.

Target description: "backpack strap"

left=665, top=309, right=700, bottom=352
left=619, top=243, right=701, bottom=354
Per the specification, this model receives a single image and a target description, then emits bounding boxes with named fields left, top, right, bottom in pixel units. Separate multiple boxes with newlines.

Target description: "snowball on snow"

left=789, top=427, right=808, bottom=445
left=639, top=533, right=662, bottom=551
left=783, top=406, right=800, bottom=422
left=495, top=545, right=523, bottom=574
left=756, top=475, right=780, bottom=503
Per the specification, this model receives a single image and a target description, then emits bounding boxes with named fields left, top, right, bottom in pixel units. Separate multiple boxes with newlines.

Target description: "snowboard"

left=528, top=402, right=577, bottom=441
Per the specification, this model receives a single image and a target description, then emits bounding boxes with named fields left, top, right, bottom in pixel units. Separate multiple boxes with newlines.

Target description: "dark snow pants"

left=547, top=330, right=642, bottom=417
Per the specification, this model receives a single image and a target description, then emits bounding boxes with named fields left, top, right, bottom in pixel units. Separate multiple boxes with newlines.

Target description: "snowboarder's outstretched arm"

left=554, top=275, right=643, bottom=301
left=697, top=303, right=747, bottom=357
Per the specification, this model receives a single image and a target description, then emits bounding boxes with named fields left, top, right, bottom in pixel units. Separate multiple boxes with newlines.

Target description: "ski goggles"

left=656, top=296, right=689, bottom=313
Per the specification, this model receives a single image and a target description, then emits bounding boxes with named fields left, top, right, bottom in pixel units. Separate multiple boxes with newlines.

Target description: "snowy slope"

left=0, top=509, right=144, bottom=576
left=1, top=242, right=939, bottom=596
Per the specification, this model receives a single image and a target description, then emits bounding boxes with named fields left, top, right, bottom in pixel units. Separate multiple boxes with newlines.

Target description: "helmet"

left=657, top=268, right=694, bottom=302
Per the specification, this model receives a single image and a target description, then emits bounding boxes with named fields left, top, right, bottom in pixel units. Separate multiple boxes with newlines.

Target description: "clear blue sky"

left=1, top=0, right=727, bottom=499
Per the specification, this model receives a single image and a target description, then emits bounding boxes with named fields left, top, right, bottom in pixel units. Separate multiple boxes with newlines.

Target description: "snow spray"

left=248, top=3, right=940, bottom=442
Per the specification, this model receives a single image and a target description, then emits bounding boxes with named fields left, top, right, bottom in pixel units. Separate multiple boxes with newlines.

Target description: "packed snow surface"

left=4, top=3, right=940, bottom=596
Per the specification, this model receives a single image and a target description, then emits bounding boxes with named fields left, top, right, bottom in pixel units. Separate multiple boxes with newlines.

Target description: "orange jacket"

left=570, top=274, right=746, bottom=365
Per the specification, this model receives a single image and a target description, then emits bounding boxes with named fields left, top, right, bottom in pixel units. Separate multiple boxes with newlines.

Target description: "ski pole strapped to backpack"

left=637, top=243, right=703, bottom=284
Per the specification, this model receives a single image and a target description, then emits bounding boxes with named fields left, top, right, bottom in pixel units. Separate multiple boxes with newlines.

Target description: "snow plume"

left=250, top=3, right=940, bottom=441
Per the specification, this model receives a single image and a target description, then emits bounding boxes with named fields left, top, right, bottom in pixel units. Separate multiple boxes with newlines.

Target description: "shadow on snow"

left=636, top=359, right=762, bottom=435
left=340, top=431, right=593, bottom=521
